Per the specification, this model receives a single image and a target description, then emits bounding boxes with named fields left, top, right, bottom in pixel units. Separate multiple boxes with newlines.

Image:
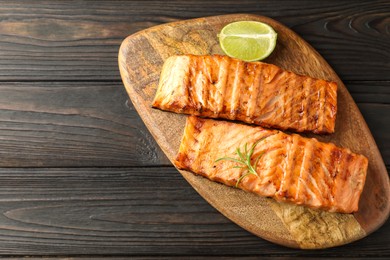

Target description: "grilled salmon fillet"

left=152, top=54, right=337, bottom=134
left=175, top=116, right=368, bottom=213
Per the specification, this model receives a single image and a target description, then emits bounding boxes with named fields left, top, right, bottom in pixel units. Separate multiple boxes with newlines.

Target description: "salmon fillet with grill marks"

left=152, top=54, right=337, bottom=134
left=175, top=116, right=368, bottom=213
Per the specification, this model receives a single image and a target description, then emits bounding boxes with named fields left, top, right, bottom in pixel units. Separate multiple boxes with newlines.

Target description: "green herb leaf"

left=215, top=136, right=270, bottom=188
left=215, top=156, right=244, bottom=165
left=235, top=172, right=252, bottom=188
left=253, top=151, right=265, bottom=169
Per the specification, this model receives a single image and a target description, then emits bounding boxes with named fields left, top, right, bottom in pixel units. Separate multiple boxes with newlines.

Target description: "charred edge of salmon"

left=174, top=116, right=205, bottom=169
left=323, top=81, right=338, bottom=134
left=152, top=54, right=338, bottom=134
left=151, top=56, right=185, bottom=109
left=175, top=116, right=368, bottom=214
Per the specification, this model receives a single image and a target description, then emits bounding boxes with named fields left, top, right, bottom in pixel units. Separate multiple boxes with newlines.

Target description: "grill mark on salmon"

left=175, top=116, right=368, bottom=213
left=153, top=55, right=337, bottom=134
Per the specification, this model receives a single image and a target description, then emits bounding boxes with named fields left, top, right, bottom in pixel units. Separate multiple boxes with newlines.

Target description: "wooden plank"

left=348, top=81, right=390, bottom=104
left=0, top=81, right=388, bottom=167
left=0, top=82, right=169, bottom=167
left=0, top=167, right=387, bottom=256
left=358, top=103, right=390, bottom=165
left=0, top=0, right=388, bottom=80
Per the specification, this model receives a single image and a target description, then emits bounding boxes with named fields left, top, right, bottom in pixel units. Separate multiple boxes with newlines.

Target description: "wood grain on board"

left=119, top=14, right=390, bottom=248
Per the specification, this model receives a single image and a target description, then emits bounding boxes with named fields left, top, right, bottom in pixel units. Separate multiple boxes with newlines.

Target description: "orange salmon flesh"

left=152, top=55, right=337, bottom=134
left=175, top=116, right=368, bottom=213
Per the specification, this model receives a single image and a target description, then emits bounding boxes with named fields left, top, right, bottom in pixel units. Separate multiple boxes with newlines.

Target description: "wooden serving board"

left=118, top=14, right=389, bottom=249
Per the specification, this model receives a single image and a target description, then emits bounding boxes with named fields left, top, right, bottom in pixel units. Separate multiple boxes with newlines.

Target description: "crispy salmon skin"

left=175, top=116, right=368, bottom=213
left=152, top=54, right=337, bottom=134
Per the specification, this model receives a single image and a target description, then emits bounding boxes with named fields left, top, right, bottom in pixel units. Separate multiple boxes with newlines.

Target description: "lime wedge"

left=218, top=21, right=277, bottom=61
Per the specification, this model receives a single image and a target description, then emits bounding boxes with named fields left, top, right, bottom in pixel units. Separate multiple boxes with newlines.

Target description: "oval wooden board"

left=118, top=14, right=389, bottom=249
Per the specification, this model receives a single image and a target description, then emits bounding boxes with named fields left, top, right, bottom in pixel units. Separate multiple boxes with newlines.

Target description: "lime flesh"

left=218, top=21, right=277, bottom=61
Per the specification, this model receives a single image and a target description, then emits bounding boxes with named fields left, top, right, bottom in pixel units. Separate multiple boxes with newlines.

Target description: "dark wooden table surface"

left=0, top=0, right=388, bottom=258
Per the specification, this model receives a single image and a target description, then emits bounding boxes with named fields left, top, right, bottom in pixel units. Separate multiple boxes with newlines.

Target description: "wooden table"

left=0, top=0, right=388, bottom=257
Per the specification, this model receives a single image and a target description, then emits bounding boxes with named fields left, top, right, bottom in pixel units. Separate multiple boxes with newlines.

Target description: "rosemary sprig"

left=215, top=137, right=267, bottom=188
